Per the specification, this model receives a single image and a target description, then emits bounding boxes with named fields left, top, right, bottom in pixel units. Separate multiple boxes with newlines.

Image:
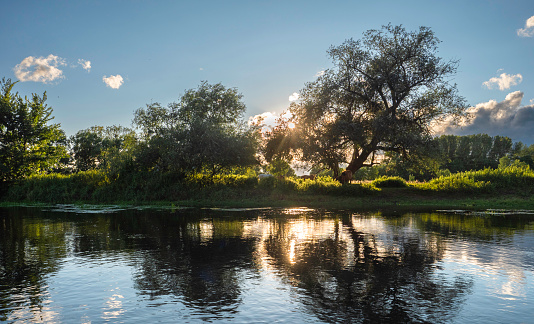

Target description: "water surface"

left=1, top=206, right=533, bottom=323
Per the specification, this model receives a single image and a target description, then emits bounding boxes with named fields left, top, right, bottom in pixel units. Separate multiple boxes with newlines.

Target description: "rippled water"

left=1, top=206, right=533, bottom=323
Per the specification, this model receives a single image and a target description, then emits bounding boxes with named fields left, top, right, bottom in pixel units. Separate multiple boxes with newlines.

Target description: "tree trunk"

left=345, top=149, right=372, bottom=174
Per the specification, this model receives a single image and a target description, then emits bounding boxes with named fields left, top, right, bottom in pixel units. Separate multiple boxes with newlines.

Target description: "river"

left=1, top=206, right=533, bottom=323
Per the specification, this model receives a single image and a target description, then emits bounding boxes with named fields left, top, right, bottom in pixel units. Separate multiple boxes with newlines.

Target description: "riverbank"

left=3, top=166, right=534, bottom=211
left=3, top=188, right=534, bottom=211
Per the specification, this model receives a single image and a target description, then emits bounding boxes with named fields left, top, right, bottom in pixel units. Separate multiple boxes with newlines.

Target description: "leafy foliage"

left=415, top=164, right=534, bottom=193
left=265, top=24, right=468, bottom=177
left=69, top=125, right=135, bottom=171
left=372, top=176, right=407, bottom=188
left=266, top=159, right=296, bottom=177
left=0, top=78, right=67, bottom=183
left=131, top=81, right=259, bottom=175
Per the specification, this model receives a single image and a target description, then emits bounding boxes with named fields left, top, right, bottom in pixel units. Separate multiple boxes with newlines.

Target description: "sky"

left=1, top=0, right=534, bottom=144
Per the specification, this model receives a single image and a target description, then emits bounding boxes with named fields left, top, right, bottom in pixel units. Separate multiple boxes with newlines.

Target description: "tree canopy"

left=0, top=78, right=66, bottom=182
left=69, top=125, right=135, bottom=172
left=265, top=24, right=468, bottom=178
left=131, top=81, right=259, bottom=175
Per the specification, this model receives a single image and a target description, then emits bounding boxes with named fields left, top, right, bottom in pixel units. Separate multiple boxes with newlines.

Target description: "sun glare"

left=288, top=122, right=296, bottom=129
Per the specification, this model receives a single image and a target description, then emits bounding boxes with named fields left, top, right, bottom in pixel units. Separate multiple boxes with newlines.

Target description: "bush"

left=372, top=176, right=407, bottom=188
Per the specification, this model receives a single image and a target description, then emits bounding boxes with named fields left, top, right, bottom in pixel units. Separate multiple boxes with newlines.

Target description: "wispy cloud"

left=437, top=91, right=534, bottom=144
left=14, top=55, right=66, bottom=83
left=315, top=70, right=326, bottom=77
left=517, top=15, right=534, bottom=37
left=78, top=59, right=91, bottom=72
left=289, top=92, right=299, bottom=102
left=102, top=75, right=124, bottom=89
left=482, top=73, right=523, bottom=90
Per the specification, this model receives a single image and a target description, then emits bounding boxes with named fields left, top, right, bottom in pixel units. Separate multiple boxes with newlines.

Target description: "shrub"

left=372, top=176, right=407, bottom=188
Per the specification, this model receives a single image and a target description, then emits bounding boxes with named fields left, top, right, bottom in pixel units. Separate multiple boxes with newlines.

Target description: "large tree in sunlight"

left=265, top=24, right=468, bottom=178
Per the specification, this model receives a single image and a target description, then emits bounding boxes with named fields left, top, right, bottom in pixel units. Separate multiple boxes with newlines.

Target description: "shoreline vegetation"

left=4, top=26, right=534, bottom=213
left=3, top=165, right=534, bottom=211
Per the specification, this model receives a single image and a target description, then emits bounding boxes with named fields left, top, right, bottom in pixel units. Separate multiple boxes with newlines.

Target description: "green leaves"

left=266, top=25, right=468, bottom=177
left=0, top=78, right=67, bottom=182
left=128, top=81, right=258, bottom=176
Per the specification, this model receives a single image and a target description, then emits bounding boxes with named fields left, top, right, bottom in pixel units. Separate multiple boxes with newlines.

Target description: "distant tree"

left=0, top=78, right=67, bottom=182
left=434, top=134, right=513, bottom=172
left=266, top=159, right=296, bottom=177
left=509, top=142, right=534, bottom=169
left=69, top=125, right=135, bottom=171
left=265, top=24, right=468, bottom=178
left=132, top=81, right=259, bottom=175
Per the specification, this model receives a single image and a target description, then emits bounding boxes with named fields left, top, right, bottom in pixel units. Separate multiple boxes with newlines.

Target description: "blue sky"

left=1, top=0, right=534, bottom=143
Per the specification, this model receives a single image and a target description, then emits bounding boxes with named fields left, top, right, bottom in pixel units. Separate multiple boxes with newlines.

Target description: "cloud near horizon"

left=482, top=72, right=522, bottom=90
left=102, top=75, right=124, bottom=89
left=517, top=15, right=534, bottom=37
left=437, top=91, right=534, bottom=144
left=14, top=55, right=66, bottom=83
left=289, top=92, right=299, bottom=101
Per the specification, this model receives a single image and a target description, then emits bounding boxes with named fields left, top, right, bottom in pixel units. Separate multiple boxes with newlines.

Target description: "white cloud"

left=78, top=59, right=91, bottom=72
left=248, top=111, right=294, bottom=130
left=436, top=91, right=534, bottom=144
left=249, top=112, right=275, bottom=127
left=315, top=70, right=326, bottom=77
left=14, top=55, right=66, bottom=83
left=482, top=73, right=523, bottom=90
left=517, top=15, right=534, bottom=37
left=102, top=75, right=124, bottom=89
left=289, top=92, right=299, bottom=102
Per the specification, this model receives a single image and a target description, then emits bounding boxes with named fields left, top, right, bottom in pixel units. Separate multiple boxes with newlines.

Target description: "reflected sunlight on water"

left=1, top=207, right=534, bottom=323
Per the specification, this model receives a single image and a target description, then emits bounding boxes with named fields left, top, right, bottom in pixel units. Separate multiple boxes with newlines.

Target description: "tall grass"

left=4, top=164, right=533, bottom=204
left=414, top=165, right=534, bottom=193
left=6, top=170, right=109, bottom=203
left=258, top=176, right=378, bottom=195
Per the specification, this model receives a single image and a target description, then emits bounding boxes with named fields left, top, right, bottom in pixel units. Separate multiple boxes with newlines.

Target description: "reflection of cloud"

left=78, top=59, right=91, bottom=72
left=483, top=73, right=522, bottom=90
left=289, top=92, right=299, bottom=102
left=517, top=15, right=534, bottom=37
left=436, top=91, right=534, bottom=144
left=14, top=55, right=66, bottom=83
left=103, top=75, right=124, bottom=89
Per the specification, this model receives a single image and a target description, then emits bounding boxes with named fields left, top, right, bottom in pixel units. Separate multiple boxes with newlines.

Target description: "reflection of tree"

left=127, top=212, right=257, bottom=319
left=2, top=207, right=533, bottom=322
left=262, top=213, right=473, bottom=323
left=411, top=213, right=529, bottom=240
left=0, top=208, right=68, bottom=321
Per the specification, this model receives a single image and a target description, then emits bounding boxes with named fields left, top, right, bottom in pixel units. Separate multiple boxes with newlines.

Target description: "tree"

left=69, top=125, right=135, bottom=171
left=0, top=78, right=66, bottom=182
left=266, top=158, right=296, bottom=177
left=132, top=81, right=259, bottom=175
left=265, top=25, right=468, bottom=178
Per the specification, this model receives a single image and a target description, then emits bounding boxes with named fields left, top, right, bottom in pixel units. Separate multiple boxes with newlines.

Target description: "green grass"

left=3, top=165, right=534, bottom=210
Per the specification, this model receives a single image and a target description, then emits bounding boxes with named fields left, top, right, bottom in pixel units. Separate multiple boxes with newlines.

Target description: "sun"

left=288, top=122, right=296, bottom=129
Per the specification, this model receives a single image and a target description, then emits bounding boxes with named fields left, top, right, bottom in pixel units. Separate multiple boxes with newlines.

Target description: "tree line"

left=2, top=25, right=534, bottom=190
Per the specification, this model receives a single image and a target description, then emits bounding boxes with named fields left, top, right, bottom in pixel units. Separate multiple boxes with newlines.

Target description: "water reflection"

left=1, top=207, right=534, bottom=323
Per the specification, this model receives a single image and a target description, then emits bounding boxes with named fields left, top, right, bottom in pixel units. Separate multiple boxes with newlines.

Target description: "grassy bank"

left=3, top=166, right=534, bottom=210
